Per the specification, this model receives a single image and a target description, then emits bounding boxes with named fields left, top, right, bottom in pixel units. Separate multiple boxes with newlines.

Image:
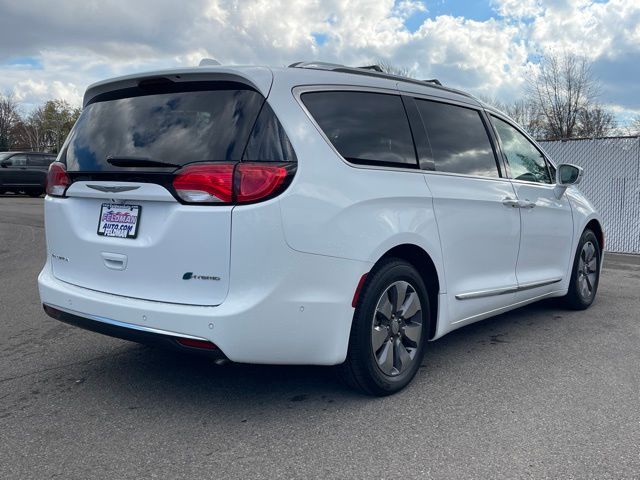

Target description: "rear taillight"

left=235, top=163, right=289, bottom=203
left=173, top=163, right=234, bottom=203
left=46, top=162, right=70, bottom=197
left=172, top=162, right=295, bottom=205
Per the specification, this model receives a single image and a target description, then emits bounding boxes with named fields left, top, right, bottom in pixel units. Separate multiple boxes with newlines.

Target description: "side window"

left=492, top=116, right=552, bottom=184
left=243, top=102, right=297, bottom=162
left=301, top=91, right=417, bottom=168
left=416, top=99, right=499, bottom=178
left=28, top=155, right=49, bottom=166
left=8, top=154, right=27, bottom=166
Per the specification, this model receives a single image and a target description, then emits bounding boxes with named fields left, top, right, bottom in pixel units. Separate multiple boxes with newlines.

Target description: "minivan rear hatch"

left=46, top=72, right=279, bottom=306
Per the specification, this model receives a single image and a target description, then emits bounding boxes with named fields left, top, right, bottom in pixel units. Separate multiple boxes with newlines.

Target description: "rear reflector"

left=172, top=162, right=295, bottom=205
left=46, top=162, right=70, bottom=197
left=175, top=338, right=217, bottom=350
left=352, top=273, right=368, bottom=308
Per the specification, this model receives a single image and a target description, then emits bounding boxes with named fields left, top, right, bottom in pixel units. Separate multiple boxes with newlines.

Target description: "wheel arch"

left=585, top=218, right=605, bottom=251
left=371, top=244, right=441, bottom=340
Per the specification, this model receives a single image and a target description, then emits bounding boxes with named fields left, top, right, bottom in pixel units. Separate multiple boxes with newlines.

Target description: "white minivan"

left=38, top=62, right=604, bottom=395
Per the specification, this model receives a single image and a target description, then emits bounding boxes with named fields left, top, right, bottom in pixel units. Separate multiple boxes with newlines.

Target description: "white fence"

left=540, top=136, right=640, bottom=254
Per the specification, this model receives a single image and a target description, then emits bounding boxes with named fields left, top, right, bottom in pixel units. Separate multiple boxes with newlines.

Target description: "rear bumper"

left=38, top=251, right=371, bottom=365
left=43, top=304, right=227, bottom=360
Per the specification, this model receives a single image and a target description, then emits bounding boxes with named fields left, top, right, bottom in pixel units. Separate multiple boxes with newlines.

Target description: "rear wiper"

left=106, top=156, right=180, bottom=168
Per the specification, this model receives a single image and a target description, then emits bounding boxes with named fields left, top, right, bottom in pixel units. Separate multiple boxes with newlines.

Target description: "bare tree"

left=628, top=116, right=640, bottom=136
left=478, top=95, right=545, bottom=139
left=0, top=94, right=20, bottom=151
left=576, top=105, right=615, bottom=138
left=375, top=60, right=413, bottom=78
left=528, top=53, right=602, bottom=140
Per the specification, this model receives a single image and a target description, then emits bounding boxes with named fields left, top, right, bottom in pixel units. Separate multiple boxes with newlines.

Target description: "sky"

left=0, top=0, right=639, bottom=125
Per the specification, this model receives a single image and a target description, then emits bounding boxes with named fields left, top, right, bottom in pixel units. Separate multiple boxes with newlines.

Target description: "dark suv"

left=0, top=152, right=57, bottom=196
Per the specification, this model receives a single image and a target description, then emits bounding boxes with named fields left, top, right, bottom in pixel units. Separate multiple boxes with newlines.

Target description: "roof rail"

left=199, top=58, right=221, bottom=67
left=357, top=65, right=384, bottom=73
left=288, top=61, right=472, bottom=99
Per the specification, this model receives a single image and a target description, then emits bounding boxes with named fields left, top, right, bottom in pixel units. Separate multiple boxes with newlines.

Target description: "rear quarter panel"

left=267, top=77, right=446, bottom=292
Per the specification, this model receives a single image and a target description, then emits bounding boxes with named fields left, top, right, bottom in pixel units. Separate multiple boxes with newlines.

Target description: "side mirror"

left=554, top=163, right=583, bottom=198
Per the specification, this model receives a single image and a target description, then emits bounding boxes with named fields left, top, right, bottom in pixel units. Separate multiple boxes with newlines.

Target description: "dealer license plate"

left=97, top=203, right=141, bottom=239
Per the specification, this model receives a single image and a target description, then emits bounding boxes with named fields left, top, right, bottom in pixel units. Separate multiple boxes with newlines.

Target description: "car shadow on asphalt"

left=71, top=298, right=566, bottom=406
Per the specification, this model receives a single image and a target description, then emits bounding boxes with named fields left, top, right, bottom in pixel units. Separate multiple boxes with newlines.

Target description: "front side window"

left=301, top=91, right=417, bottom=168
left=416, top=100, right=499, bottom=178
left=492, top=116, right=552, bottom=184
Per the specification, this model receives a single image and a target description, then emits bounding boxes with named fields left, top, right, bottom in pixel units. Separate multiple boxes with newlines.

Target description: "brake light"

left=46, top=162, right=70, bottom=197
left=172, top=162, right=294, bottom=204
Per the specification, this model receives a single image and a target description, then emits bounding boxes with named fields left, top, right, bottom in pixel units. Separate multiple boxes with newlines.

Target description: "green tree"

left=16, top=99, right=80, bottom=152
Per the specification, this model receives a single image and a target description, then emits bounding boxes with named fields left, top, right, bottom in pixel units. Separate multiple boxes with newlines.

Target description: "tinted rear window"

left=63, top=83, right=268, bottom=171
left=301, top=91, right=417, bottom=168
left=416, top=100, right=499, bottom=178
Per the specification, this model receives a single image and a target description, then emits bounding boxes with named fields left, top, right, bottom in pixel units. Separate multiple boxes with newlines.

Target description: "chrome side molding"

left=456, top=277, right=562, bottom=300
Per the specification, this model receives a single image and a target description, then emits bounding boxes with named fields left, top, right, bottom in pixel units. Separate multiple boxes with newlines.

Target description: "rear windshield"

left=62, top=82, right=294, bottom=171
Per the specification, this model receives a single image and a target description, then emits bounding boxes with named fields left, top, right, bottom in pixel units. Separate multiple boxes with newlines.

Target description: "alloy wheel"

left=577, top=241, right=598, bottom=300
left=371, top=280, right=423, bottom=376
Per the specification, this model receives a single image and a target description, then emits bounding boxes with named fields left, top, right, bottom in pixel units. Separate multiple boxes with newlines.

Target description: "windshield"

left=0, top=153, right=14, bottom=161
left=63, top=83, right=265, bottom=171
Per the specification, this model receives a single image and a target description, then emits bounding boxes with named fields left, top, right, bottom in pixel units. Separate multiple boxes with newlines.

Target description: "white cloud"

left=492, top=0, right=544, bottom=18
left=0, top=0, right=639, bottom=121
left=528, top=0, right=640, bottom=60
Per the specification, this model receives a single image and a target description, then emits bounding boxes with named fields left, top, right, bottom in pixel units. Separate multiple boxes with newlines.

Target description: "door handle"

left=502, top=197, right=520, bottom=208
left=101, top=252, right=128, bottom=271
left=518, top=199, right=537, bottom=209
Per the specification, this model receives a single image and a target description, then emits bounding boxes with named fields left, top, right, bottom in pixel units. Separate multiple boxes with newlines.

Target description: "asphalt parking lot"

left=1, top=196, right=639, bottom=479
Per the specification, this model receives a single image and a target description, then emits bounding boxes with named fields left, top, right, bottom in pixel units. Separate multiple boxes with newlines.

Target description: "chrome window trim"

left=292, top=85, right=511, bottom=183
left=399, top=89, right=483, bottom=110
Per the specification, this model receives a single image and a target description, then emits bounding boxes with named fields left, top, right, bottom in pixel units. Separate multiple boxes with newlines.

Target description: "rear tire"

left=562, top=229, right=600, bottom=310
left=338, top=258, right=430, bottom=396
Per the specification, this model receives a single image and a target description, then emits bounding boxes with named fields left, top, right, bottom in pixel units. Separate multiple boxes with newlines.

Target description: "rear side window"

left=28, top=155, right=52, bottom=166
left=243, top=102, right=296, bottom=162
left=416, top=100, right=499, bottom=178
left=63, top=83, right=268, bottom=171
left=301, top=91, right=417, bottom=168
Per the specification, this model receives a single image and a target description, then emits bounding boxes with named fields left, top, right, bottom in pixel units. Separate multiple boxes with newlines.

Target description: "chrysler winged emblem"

left=87, top=185, right=140, bottom=193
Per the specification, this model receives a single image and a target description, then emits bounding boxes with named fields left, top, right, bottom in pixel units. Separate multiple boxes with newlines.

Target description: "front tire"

left=338, top=258, right=430, bottom=396
left=563, top=229, right=601, bottom=310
